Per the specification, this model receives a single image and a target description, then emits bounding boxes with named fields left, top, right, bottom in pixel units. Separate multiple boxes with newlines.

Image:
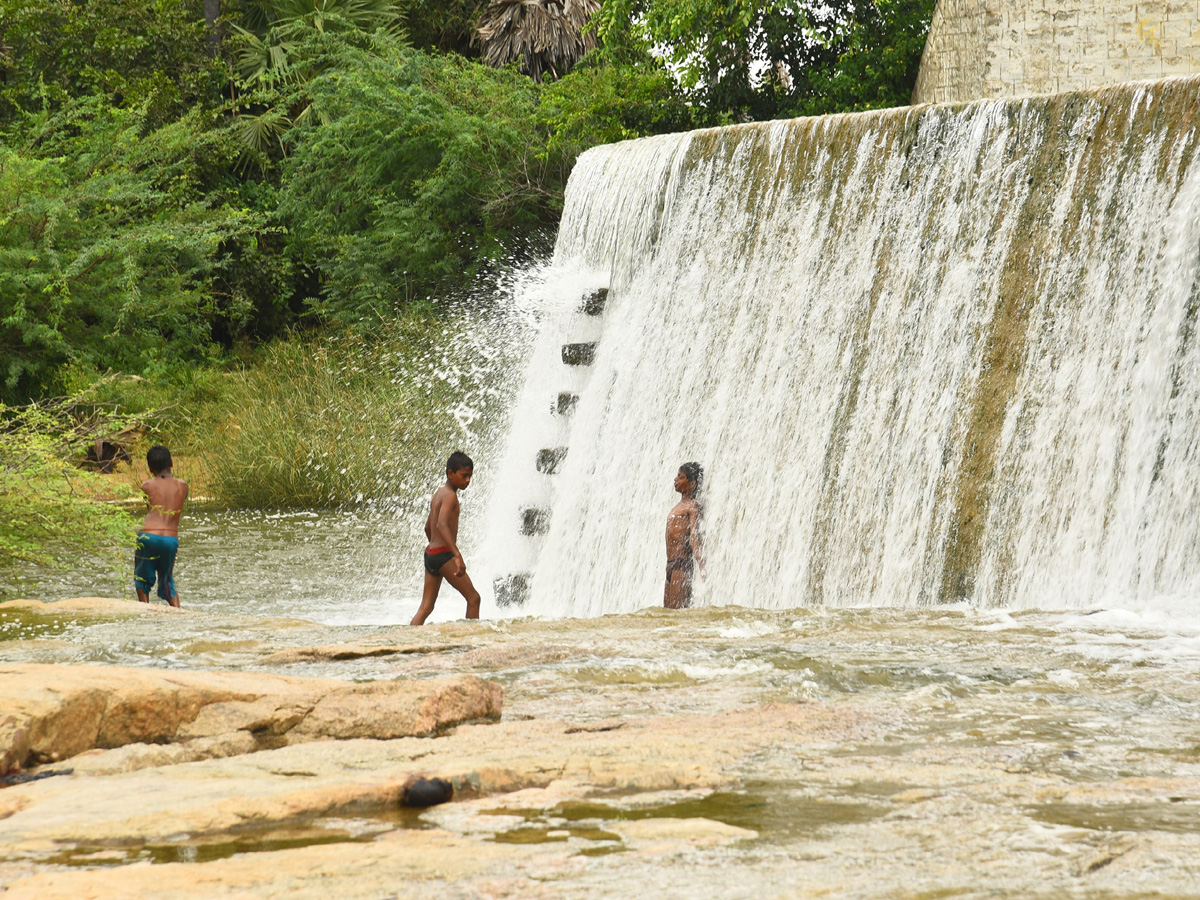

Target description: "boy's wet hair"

left=147, top=445, right=172, bottom=473
left=447, top=450, right=474, bottom=473
left=679, top=461, right=703, bottom=491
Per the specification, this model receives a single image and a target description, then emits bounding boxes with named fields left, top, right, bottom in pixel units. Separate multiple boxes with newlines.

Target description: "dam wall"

left=912, top=0, right=1200, bottom=103
left=487, top=77, right=1200, bottom=616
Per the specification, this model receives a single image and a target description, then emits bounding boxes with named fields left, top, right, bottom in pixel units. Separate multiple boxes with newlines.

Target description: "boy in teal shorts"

left=134, top=445, right=188, bottom=608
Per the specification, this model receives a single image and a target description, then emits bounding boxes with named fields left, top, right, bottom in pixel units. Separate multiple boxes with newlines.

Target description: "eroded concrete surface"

left=1, top=598, right=1198, bottom=898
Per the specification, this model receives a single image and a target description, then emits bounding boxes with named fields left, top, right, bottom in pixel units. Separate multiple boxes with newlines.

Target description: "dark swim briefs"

left=424, top=546, right=456, bottom=576
left=665, top=556, right=694, bottom=582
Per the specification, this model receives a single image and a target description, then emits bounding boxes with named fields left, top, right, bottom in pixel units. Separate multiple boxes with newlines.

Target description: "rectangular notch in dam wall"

left=581, top=288, right=608, bottom=316
left=493, top=573, right=530, bottom=607
left=556, top=392, right=579, bottom=416
left=520, top=507, right=550, bottom=536
left=536, top=448, right=568, bottom=474
left=562, top=343, right=596, bottom=366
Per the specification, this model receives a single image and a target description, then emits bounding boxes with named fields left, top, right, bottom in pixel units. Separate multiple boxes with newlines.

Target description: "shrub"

left=0, top=383, right=143, bottom=585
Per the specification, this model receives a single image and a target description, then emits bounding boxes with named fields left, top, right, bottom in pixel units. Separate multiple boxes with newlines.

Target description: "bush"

left=274, top=33, right=555, bottom=324
left=0, top=383, right=143, bottom=583
left=0, top=95, right=274, bottom=401
left=187, top=315, right=520, bottom=508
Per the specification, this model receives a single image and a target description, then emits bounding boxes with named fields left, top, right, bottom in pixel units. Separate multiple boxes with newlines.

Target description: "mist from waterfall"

left=480, top=77, right=1200, bottom=618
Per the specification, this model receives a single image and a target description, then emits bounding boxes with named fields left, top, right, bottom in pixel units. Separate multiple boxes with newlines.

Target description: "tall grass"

left=190, top=315, right=521, bottom=509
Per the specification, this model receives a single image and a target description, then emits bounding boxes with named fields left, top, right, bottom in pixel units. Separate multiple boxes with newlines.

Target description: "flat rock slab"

left=0, top=663, right=501, bottom=774
left=0, top=598, right=177, bottom=616
left=262, top=641, right=469, bottom=664
left=0, top=703, right=857, bottom=849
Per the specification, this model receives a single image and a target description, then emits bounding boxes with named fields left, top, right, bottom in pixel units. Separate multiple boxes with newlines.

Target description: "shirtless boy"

left=411, top=451, right=481, bottom=625
left=135, top=445, right=188, bottom=608
left=664, top=461, right=704, bottom=610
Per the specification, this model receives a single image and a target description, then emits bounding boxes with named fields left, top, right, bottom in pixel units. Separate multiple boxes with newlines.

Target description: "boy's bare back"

left=141, top=473, right=188, bottom=536
left=425, top=485, right=461, bottom=551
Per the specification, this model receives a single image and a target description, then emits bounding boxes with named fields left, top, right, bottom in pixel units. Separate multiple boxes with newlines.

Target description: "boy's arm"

left=689, top=506, right=704, bottom=572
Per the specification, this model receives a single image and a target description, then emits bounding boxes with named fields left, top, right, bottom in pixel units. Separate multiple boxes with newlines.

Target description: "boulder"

left=0, top=664, right=501, bottom=775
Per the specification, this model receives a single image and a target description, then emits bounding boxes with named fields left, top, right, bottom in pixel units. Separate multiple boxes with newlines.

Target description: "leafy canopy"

left=596, top=0, right=935, bottom=122
left=273, top=31, right=552, bottom=323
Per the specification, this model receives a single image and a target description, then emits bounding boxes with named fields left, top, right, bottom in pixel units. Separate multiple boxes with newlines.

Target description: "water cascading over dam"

left=486, top=76, right=1200, bottom=618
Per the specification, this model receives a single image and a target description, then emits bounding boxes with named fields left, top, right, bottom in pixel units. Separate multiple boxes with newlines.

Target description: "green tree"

left=537, top=56, right=696, bottom=161
left=0, top=0, right=227, bottom=123
left=273, top=33, right=555, bottom=324
left=595, top=0, right=935, bottom=122
left=0, top=96, right=271, bottom=400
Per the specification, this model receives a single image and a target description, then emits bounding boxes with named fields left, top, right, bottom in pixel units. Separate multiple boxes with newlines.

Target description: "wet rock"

left=0, top=597, right=176, bottom=616
left=262, top=642, right=461, bottom=665
left=0, top=664, right=502, bottom=775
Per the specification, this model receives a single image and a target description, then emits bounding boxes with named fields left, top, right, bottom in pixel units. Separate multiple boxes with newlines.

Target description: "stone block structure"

left=912, top=0, right=1200, bottom=103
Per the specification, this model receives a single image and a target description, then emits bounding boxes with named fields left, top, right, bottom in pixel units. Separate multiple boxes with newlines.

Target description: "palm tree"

left=475, top=0, right=599, bottom=82
left=230, top=0, right=404, bottom=153
left=231, top=0, right=403, bottom=84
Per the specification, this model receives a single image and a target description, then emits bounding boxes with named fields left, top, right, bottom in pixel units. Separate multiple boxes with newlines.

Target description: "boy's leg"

left=439, top=562, right=481, bottom=619
left=411, top=572, right=442, bottom=626
left=163, top=565, right=180, bottom=609
left=134, top=536, right=153, bottom=603
left=664, top=570, right=691, bottom=609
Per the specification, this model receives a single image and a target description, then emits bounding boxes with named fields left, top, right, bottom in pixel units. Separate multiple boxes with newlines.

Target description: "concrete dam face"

left=484, top=76, right=1200, bottom=617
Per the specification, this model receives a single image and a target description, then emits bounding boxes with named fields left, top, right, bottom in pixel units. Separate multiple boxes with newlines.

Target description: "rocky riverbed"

left=1, top=597, right=1199, bottom=898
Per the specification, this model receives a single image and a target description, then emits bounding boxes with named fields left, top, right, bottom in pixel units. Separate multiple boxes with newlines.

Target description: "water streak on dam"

left=485, top=77, right=1200, bottom=617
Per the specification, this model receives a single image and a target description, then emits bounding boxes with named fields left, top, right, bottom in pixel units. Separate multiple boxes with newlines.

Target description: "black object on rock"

left=401, top=776, right=454, bottom=808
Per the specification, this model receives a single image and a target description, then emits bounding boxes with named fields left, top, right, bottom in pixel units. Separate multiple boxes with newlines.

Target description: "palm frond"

left=475, top=0, right=599, bottom=81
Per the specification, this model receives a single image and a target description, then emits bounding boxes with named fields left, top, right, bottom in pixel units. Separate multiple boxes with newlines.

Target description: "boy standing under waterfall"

left=135, top=445, right=188, bottom=608
left=411, top=451, right=482, bottom=625
left=665, top=462, right=704, bottom=609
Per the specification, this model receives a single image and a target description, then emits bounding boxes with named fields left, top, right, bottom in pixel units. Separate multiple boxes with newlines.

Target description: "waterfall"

left=484, top=76, right=1200, bottom=617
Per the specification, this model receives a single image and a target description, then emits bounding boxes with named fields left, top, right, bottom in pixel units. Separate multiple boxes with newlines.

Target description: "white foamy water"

left=486, top=78, right=1200, bottom=618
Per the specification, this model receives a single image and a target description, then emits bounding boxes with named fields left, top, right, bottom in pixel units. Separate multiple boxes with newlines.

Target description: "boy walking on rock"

left=411, top=451, right=481, bottom=625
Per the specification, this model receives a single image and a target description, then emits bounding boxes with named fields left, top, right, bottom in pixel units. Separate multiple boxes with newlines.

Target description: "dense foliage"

left=596, top=0, right=936, bottom=121
left=0, top=0, right=934, bottom=403
left=0, top=98, right=271, bottom=398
